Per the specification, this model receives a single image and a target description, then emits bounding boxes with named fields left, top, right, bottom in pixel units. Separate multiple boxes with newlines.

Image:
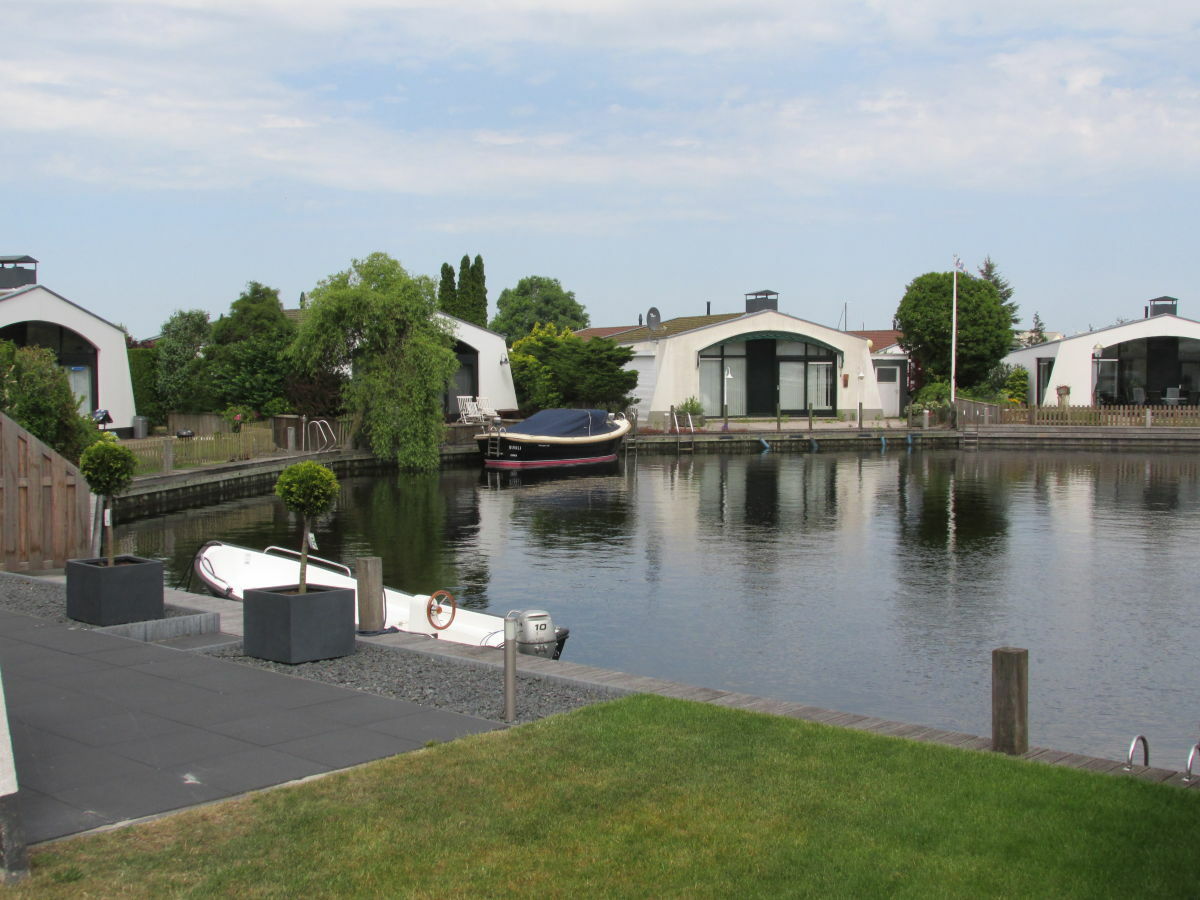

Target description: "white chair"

left=457, top=396, right=479, bottom=423
left=1132, top=387, right=1146, bottom=406
left=475, top=397, right=497, bottom=421
left=1164, top=387, right=1181, bottom=406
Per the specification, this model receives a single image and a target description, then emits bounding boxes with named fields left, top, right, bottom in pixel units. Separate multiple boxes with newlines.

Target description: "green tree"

left=977, top=256, right=1018, bottom=328
left=458, top=255, right=472, bottom=319
left=291, top=252, right=459, bottom=471
left=79, top=440, right=137, bottom=567
left=1024, top=312, right=1048, bottom=347
left=467, top=254, right=487, bottom=327
left=437, top=263, right=458, bottom=318
left=0, top=340, right=98, bottom=462
left=156, top=309, right=213, bottom=414
left=126, top=346, right=164, bottom=425
left=274, top=461, right=340, bottom=593
left=490, top=276, right=590, bottom=342
left=895, top=271, right=1011, bottom=390
left=206, top=282, right=295, bottom=414
left=509, top=323, right=637, bottom=411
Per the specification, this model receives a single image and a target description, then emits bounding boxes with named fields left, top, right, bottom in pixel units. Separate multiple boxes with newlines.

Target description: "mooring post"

left=858, top=402, right=863, bottom=430
left=162, top=437, right=173, bottom=473
left=503, top=613, right=518, bottom=723
left=286, top=426, right=296, bottom=453
left=992, top=647, right=1029, bottom=755
left=355, top=556, right=384, bottom=633
left=776, top=401, right=781, bottom=432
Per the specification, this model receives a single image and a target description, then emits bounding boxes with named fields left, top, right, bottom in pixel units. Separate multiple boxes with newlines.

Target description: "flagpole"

left=951, top=255, right=960, bottom=404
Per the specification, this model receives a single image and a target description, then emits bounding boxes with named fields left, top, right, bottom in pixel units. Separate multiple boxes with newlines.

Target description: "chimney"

left=0, top=255, right=38, bottom=290
left=745, top=290, right=778, bottom=313
left=1146, top=296, right=1178, bottom=318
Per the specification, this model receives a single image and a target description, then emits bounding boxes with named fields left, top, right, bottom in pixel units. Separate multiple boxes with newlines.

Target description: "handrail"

left=197, top=554, right=231, bottom=593
left=264, top=545, right=353, bottom=577
left=306, top=418, right=337, bottom=452
left=1124, top=734, right=1149, bottom=770
left=1186, top=743, right=1199, bottom=783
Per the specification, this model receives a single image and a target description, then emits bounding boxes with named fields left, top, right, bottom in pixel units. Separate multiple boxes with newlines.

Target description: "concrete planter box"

left=243, top=585, right=355, bottom=665
left=66, top=556, right=165, bottom=626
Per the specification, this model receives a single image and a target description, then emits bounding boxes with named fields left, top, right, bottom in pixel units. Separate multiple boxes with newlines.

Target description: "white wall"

left=0, top=286, right=137, bottom=429
left=635, top=310, right=881, bottom=418
left=440, top=314, right=518, bottom=412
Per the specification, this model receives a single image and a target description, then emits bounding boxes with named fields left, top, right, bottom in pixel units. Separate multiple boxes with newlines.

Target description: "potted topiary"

left=67, top=439, right=164, bottom=625
left=243, top=461, right=354, bottom=664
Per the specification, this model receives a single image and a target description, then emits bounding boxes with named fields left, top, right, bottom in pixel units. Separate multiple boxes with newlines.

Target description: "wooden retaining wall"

left=0, top=413, right=91, bottom=572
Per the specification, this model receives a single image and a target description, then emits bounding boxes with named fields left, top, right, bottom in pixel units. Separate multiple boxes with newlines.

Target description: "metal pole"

left=503, top=614, right=518, bottom=723
left=951, top=258, right=959, bottom=404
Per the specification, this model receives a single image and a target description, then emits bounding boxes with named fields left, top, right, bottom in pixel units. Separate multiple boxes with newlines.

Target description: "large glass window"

left=807, top=362, right=834, bottom=411
left=779, top=361, right=805, bottom=409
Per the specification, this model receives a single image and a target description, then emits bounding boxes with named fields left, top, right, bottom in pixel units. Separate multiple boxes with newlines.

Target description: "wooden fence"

left=999, top=404, right=1200, bottom=427
left=0, top=413, right=91, bottom=572
left=122, top=424, right=279, bottom=475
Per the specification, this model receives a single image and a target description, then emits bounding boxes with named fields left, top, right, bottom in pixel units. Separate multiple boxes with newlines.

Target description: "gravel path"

left=0, top=572, right=618, bottom=725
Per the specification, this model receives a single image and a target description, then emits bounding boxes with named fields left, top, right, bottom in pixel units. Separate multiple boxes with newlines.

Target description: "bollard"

left=858, top=402, right=863, bottom=430
left=923, top=409, right=930, bottom=429
left=991, top=647, right=1029, bottom=755
left=503, top=613, right=518, bottom=723
left=162, top=437, right=173, bottom=472
left=286, top=426, right=296, bottom=453
left=355, top=557, right=385, bottom=633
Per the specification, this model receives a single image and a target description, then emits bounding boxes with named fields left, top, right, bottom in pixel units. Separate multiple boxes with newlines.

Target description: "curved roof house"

left=607, top=291, right=887, bottom=425
left=1005, top=297, right=1200, bottom=406
left=0, top=256, right=136, bottom=432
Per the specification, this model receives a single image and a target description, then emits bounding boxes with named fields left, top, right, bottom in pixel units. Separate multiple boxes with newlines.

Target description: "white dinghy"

left=193, top=541, right=569, bottom=658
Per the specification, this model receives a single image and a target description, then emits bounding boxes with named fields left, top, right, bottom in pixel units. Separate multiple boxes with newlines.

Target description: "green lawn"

left=19, top=695, right=1200, bottom=898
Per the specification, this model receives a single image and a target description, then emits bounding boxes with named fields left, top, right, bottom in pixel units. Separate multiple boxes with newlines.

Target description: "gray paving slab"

left=0, top=608, right=502, bottom=844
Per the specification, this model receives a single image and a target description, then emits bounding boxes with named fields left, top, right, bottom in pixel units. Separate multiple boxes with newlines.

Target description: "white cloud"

left=2, top=0, right=1197, bottom=205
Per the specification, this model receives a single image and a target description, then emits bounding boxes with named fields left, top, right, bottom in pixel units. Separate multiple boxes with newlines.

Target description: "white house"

left=440, top=313, right=518, bottom=415
left=0, top=256, right=137, bottom=432
left=1004, top=296, right=1200, bottom=406
left=611, top=291, right=885, bottom=425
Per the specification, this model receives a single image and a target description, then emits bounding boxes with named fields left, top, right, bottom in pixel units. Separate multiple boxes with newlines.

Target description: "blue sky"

left=6, top=1, right=1198, bottom=339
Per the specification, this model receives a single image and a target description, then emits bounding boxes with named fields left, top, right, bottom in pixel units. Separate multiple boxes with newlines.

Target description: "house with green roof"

left=606, top=291, right=891, bottom=425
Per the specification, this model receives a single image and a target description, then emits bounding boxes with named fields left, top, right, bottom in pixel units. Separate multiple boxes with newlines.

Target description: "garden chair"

left=475, top=397, right=497, bottom=421
left=457, top=396, right=480, bottom=423
left=1164, top=386, right=1181, bottom=406
left=1132, top=387, right=1146, bottom=406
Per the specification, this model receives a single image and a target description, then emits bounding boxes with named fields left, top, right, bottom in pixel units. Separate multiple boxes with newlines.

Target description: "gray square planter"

left=243, top=585, right=355, bottom=665
left=66, top=556, right=165, bottom=626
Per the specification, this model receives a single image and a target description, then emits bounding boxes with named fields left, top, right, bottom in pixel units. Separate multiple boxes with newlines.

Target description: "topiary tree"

left=274, top=461, right=340, bottom=593
left=79, top=441, right=138, bottom=567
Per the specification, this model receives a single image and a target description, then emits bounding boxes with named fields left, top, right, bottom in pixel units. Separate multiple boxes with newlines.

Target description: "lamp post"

left=1092, top=344, right=1104, bottom=406
left=723, top=366, right=733, bottom=431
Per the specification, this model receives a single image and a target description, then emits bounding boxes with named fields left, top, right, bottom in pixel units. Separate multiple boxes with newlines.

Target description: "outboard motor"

left=514, top=609, right=568, bottom=659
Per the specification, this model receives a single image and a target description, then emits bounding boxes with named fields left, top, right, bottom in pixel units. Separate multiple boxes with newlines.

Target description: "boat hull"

left=476, top=434, right=624, bottom=469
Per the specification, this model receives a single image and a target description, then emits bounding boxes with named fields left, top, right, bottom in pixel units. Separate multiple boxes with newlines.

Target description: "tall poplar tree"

left=468, top=255, right=487, bottom=327
left=438, top=263, right=458, bottom=317
left=458, top=254, right=472, bottom=321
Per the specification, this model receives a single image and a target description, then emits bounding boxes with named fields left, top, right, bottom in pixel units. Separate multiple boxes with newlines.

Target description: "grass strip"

left=17, top=694, right=1200, bottom=898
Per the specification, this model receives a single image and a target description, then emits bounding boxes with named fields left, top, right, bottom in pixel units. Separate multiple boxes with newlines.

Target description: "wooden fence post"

left=992, top=647, right=1029, bottom=755
left=356, top=557, right=385, bottom=633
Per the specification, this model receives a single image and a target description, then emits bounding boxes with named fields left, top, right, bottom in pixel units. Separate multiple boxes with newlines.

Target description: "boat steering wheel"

left=426, top=590, right=457, bottom=630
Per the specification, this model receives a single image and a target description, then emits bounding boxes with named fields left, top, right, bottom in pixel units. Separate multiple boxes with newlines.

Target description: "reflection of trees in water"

left=898, top=453, right=1010, bottom=554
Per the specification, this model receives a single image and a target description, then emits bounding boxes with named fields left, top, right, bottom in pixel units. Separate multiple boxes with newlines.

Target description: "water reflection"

left=123, top=449, right=1200, bottom=759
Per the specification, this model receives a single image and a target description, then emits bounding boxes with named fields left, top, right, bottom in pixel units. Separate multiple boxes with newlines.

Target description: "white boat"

left=193, top=540, right=569, bottom=658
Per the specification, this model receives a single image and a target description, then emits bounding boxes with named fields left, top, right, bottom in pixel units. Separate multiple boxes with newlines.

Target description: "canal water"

left=122, top=449, right=1200, bottom=762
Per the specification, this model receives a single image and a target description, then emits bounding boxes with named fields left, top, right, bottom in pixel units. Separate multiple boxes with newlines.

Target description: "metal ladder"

left=671, top=407, right=696, bottom=452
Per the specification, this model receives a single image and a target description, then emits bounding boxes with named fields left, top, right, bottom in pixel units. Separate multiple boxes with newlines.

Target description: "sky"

left=5, top=0, right=1198, bottom=340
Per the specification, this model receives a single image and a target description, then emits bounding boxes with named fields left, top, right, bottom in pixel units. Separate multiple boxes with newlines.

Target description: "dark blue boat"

left=476, top=409, right=631, bottom=469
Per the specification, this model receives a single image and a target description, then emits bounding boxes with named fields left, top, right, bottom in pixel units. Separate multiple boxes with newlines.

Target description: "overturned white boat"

left=193, top=541, right=569, bottom=659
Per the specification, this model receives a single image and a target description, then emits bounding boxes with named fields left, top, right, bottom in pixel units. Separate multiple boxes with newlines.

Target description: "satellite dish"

left=647, top=307, right=661, bottom=332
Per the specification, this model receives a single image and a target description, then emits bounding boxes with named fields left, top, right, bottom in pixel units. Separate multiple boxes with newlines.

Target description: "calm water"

left=122, top=450, right=1200, bottom=761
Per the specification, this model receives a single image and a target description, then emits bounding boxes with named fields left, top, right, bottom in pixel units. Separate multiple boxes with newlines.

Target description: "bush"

left=274, top=461, right=340, bottom=593
left=676, top=397, right=704, bottom=417
left=909, top=382, right=951, bottom=411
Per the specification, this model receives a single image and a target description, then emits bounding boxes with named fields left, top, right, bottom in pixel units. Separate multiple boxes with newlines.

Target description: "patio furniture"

left=1132, top=387, right=1146, bottom=405
left=1164, top=387, right=1181, bottom=406
left=457, top=396, right=481, bottom=423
